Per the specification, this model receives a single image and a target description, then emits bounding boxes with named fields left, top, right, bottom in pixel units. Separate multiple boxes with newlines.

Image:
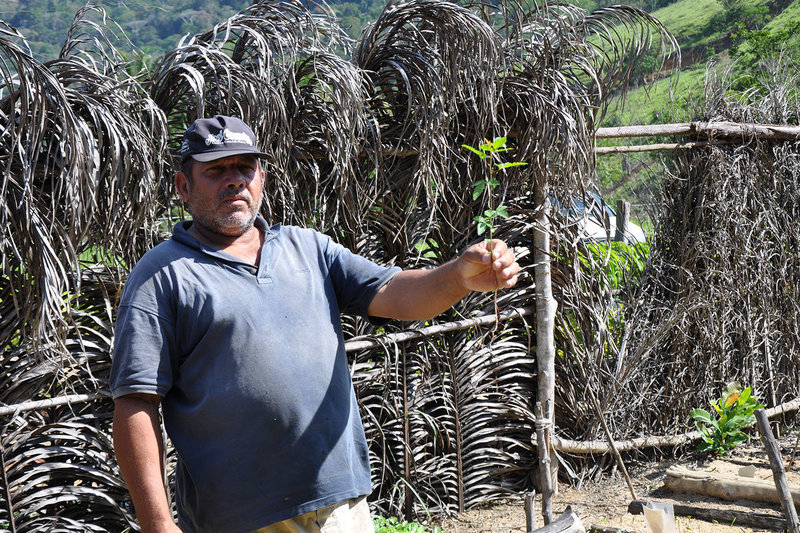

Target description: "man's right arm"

left=113, top=393, right=182, bottom=533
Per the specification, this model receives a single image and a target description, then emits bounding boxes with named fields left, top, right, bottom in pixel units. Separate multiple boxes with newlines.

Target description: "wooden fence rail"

left=0, top=306, right=536, bottom=418
left=594, top=121, right=800, bottom=154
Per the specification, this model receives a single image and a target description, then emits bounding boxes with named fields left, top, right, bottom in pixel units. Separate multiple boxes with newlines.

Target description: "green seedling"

left=462, top=136, right=527, bottom=241
left=462, top=136, right=527, bottom=328
left=690, top=382, right=764, bottom=456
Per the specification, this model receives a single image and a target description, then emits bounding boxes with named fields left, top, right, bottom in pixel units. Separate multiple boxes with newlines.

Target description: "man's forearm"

left=368, top=259, right=470, bottom=321
left=367, top=239, right=520, bottom=321
left=113, top=395, right=180, bottom=533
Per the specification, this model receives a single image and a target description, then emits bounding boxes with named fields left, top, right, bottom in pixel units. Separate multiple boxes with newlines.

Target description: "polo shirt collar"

left=172, top=216, right=279, bottom=265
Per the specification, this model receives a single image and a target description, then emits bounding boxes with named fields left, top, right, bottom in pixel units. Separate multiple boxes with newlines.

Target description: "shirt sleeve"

left=322, top=235, right=401, bottom=321
left=109, top=258, right=180, bottom=400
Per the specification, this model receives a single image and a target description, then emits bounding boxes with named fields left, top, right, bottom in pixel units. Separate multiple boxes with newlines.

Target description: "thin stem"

left=487, top=149, right=499, bottom=331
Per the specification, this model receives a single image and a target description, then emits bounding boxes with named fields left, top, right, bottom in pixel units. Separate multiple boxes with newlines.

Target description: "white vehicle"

left=556, top=193, right=647, bottom=244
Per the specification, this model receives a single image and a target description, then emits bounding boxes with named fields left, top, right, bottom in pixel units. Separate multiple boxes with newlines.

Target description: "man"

left=110, top=115, right=520, bottom=533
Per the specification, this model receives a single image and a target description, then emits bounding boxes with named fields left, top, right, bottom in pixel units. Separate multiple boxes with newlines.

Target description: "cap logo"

left=205, top=128, right=254, bottom=147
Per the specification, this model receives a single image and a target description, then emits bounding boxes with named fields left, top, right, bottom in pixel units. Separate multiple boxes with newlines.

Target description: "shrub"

left=690, top=382, right=764, bottom=456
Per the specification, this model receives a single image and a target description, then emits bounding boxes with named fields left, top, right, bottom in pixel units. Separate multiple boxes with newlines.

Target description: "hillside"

left=0, top=1, right=252, bottom=60
left=0, top=0, right=384, bottom=61
left=592, top=0, right=800, bottom=210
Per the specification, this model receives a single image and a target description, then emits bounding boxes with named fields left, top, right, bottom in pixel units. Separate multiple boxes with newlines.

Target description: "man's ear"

left=175, top=171, right=190, bottom=202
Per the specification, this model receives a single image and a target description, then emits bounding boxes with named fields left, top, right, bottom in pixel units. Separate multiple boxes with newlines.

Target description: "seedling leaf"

left=462, top=144, right=487, bottom=159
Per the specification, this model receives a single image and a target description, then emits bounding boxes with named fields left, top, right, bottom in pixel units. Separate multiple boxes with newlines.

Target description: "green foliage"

left=729, top=19, right=800, bottom=90
left=690, top=382, right=764, bottom=456
left=584, top=241, right=650, bottom=290
left=373, top=515, right=443, bottom=533
left=414, top=238, right=440, bottom=260
left=707, top=0, right=768, bottom=37
left=3, top=0, right=252, bottom=61
left=462, top=136, right=526, bottom=238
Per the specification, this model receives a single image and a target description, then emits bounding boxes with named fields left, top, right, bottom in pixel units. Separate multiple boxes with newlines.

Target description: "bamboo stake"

left=0, top=390, right=112, bottom=417
left=595, top=141, right=717, bottom=154
left=295, top=121, right=800, bottom=160
left=0, top=308, right=537, bottom=419
left=345, top=305, right=535, bottom=352
left=755, top=409, right=800, bottom=533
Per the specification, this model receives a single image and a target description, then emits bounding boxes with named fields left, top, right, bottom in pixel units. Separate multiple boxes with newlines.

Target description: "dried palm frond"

left=355, top=0, right=504, bottom=256
left=0, top=268, right=123, bottom=530
left=356, top=318, right=536, bottom=518
left=148, top=0, right=374, bottom=242
left=587, top=59, right=800, bottom=441
left=0, top=22, right=93, bottom=356
left=493, top=2, right=679, bottom=194
left=0, top=8, right=167, bottom=358
left=1, top=415, right=135, bottom=532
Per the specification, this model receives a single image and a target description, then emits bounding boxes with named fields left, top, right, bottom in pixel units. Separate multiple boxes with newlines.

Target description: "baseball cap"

left=180, top=115, right=269, bottom=164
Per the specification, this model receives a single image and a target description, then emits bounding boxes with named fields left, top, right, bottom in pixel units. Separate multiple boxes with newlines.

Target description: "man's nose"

left=223, top=169, right=247, bottom=187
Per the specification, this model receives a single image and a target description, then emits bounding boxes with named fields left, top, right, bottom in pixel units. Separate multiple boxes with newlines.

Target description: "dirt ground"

left=430, top=432, right=800, bottom=533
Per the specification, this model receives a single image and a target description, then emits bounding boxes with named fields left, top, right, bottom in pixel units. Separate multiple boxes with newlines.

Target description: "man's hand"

left=368, top=238, right=521, bottom=321
left=456, top=239, right=520, bottom=293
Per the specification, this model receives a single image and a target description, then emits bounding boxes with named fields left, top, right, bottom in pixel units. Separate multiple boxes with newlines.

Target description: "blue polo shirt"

left=110, top=217, right=400, bottom=533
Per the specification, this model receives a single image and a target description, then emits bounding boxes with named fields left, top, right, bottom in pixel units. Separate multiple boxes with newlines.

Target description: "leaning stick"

left=755, top=409, right=800, bottom=533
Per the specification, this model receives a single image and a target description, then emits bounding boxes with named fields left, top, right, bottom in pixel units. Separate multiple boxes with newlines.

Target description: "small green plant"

left=462, top=136, right=527, bottom=240
left=373, top=515, right=443, bottom=533
left=462, top=136, right=527, bottom=327
left=690, top=382, right=764, bottom=456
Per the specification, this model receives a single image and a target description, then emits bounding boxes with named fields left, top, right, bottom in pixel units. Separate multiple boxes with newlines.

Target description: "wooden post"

left=615, top=199, right=630, bottom=242
left=525, top=490, right=537, bottom=532
left=533, top=185, right=558, bottom=524
left=535, top=402, right=554, bottom=525
left=755, top=409, right=800, bottom=533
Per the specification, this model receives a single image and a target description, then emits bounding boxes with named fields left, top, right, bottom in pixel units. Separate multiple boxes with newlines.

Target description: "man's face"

left=176, top=155, right=264, bottom=237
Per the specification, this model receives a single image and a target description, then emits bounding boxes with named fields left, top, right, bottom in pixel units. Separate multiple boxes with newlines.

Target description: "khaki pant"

left=252, top=496, right=374, bottom=533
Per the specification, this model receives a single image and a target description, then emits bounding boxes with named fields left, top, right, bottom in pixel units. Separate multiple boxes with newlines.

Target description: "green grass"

left=765, top=0, right=800, bottom=31
left=649, top=0, right=770, bottom=50
left=604, top=63, right=708, bottom=126
left=650, top=0, right=724, bottom=48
